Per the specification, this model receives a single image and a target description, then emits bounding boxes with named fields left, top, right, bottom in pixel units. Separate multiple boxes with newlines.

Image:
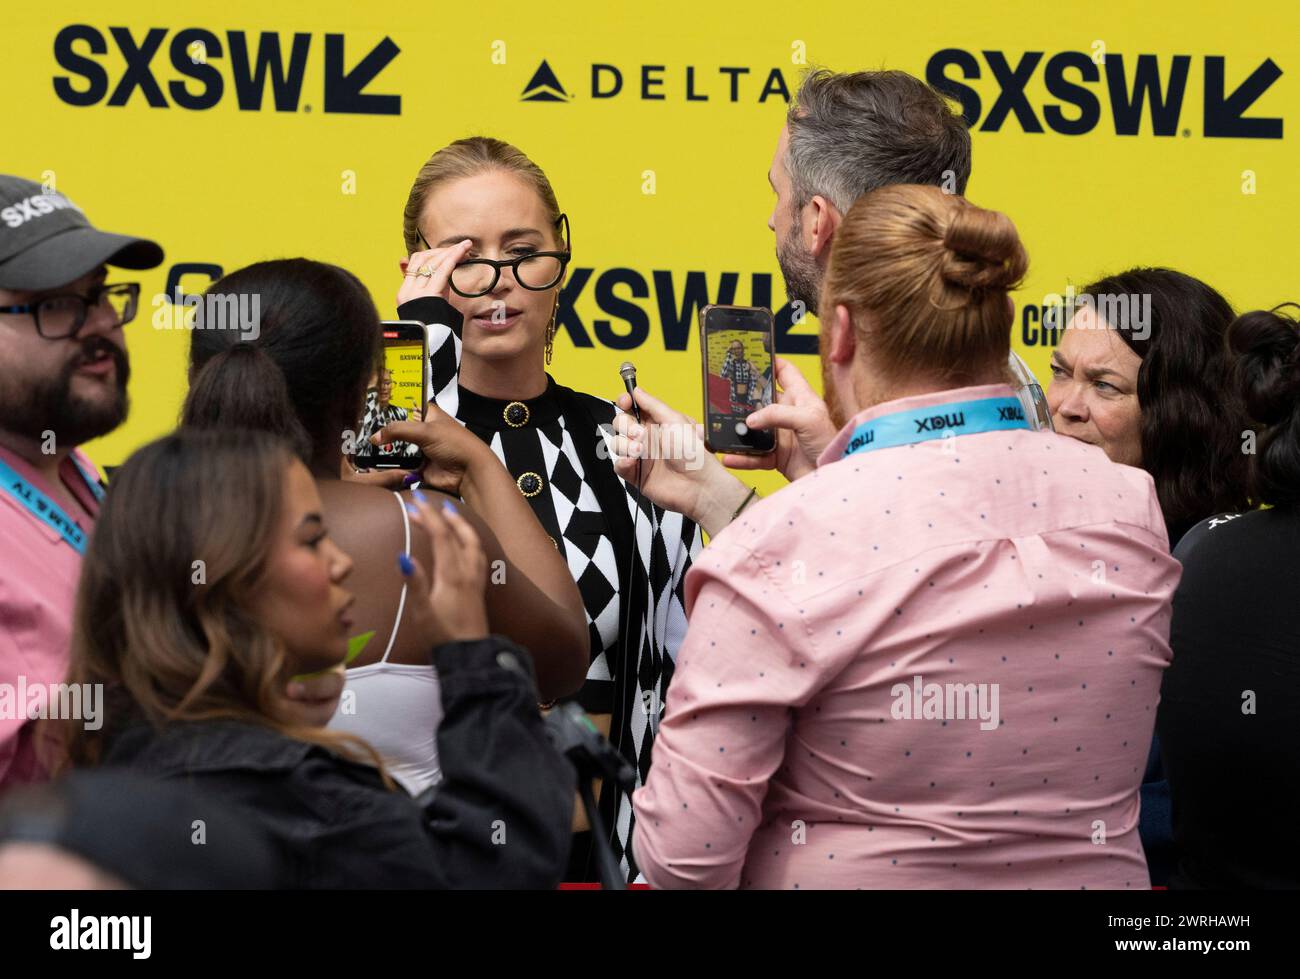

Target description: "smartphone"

left=350, top=321, right=428, bottom=470
left=700, top=304, right=777, bottom=455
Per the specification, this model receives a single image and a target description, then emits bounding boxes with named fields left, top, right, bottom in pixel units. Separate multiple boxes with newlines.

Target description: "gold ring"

left=417, top=265, right=435, bottom=277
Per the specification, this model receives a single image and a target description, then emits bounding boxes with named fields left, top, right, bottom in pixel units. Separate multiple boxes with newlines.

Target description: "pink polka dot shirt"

left=632, top=384, right=1180, bottom=889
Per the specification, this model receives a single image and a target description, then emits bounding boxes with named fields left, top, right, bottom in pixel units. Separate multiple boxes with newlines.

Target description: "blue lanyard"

left=841, top=396, right=1031, bottom=459
left=0, top=454, right=104, bottom=554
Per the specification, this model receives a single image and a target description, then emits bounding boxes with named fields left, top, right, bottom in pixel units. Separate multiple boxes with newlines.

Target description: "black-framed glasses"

left=0, top=282, right=141, bottom=339
left=416, top=214, right=571, bottom=299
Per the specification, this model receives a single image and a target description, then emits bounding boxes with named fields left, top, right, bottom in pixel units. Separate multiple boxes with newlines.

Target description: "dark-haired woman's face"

left=1047, top=307, right=1143, bottom=467
left=247, top=461, right=355, bottom=687
left=378, top=370, right=392, bottom=405
left=419, top=172, right=562, bottom=368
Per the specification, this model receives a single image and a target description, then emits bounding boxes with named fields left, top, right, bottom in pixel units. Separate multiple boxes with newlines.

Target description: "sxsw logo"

left=522, top=58, right=791, bottom=103
left=52, top=26, right=400, bottom=114
left=926, top=49, right=1282, bottom=138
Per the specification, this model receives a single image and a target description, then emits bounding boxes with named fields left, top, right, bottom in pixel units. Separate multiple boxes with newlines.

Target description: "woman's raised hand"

left=397, top=239, right=473, bottom=308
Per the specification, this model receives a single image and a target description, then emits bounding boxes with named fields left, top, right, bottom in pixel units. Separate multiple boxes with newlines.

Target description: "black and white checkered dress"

left=398, top=296, right=702, bottom=882
left=357, top=392, right=419, bottom=458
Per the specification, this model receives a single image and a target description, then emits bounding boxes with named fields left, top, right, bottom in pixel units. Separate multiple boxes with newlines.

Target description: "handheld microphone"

left=1007, top=350, right=1054, bottom=432
left=619, top=361, right=640, bottom=421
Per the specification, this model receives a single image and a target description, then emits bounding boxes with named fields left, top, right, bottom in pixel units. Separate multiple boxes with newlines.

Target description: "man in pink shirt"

left=0, top=174, right=162, bottom=787
left=631, top=185, right=1180, bottom=889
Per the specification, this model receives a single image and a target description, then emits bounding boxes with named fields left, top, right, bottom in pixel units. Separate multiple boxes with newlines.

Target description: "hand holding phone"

left=719, top=356, right=838, bottom=482
left=371, top=401, right=498, bottom=499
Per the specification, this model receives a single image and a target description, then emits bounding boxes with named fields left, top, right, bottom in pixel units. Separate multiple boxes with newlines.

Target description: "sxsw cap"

left=0, top=174, right=163, bottom=291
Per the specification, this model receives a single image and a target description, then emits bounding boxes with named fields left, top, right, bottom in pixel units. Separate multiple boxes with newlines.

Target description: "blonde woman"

left=391, top=137, right=703, bottom=882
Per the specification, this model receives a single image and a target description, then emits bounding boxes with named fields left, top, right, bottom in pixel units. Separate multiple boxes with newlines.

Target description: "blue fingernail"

left=443, top=500, right=456, bottom=514
left=403, top=473, right=419, bottom=486
left=412, top=489, right=428, bottom=504
left=404, top=503, right=419, bottom=516
left=398, top=553, right=414, bottom=576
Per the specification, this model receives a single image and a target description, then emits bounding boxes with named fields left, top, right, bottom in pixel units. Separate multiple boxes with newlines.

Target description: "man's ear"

left=808, top=195, right=842, bottom=260
left=828, top=303, right=856, bottom=365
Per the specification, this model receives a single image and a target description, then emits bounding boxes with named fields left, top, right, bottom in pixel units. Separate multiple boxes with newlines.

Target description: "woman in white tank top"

left=329, top=491, right=443, bottom=795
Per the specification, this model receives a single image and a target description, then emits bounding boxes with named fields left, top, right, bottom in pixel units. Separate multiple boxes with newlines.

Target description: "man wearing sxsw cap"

left=0, top=174, right=162, bottom=789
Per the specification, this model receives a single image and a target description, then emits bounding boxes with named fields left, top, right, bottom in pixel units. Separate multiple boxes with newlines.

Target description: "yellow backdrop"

left=4, top=0, right=1295, bottom=502
left=384, top=339, right=424, bottom=414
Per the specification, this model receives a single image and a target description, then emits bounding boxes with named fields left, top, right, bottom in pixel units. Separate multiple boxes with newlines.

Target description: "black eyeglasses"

left=0, top=282, right=141, bottom=339
left=416, top=214, right=571, bottom=299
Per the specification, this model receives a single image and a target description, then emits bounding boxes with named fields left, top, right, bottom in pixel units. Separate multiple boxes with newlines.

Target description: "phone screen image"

left=353, top=324, right=427, bottom=469
left=702, top=306, right=775, bottom=454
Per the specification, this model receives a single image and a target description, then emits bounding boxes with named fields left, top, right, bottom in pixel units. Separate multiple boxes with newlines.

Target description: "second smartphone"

left=351, top=320, right=428, bottom=470
left=699, top=304, right=776, bottom=455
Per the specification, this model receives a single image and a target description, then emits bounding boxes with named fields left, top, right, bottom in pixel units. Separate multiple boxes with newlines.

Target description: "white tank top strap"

left=381, top=490, right=412, bottom=664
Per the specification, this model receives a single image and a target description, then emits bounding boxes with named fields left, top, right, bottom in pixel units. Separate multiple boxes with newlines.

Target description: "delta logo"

left=521, top=60, right=571, bottom=102
left=521, top=58, right=792, bottom=103
left=926, top=49, right=1283, bottom=138
left=52, top=26, right=401, bottom=114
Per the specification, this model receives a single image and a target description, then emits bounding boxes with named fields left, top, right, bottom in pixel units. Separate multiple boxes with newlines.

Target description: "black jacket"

left=100, top=636, right=576, bottom=888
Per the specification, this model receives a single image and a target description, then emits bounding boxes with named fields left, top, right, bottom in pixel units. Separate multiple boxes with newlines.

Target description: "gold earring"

left=544, top=294, right=559, bottom=366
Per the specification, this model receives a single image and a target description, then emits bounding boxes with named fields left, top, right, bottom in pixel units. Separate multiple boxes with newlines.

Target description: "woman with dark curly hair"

left=1047, top=267, right=1253, bottom=545
left=1046, top=266, right=1256, bottom=884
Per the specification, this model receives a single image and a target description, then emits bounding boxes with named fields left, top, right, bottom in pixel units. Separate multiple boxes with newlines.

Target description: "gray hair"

left=785, top=68, right=972, bottom=215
